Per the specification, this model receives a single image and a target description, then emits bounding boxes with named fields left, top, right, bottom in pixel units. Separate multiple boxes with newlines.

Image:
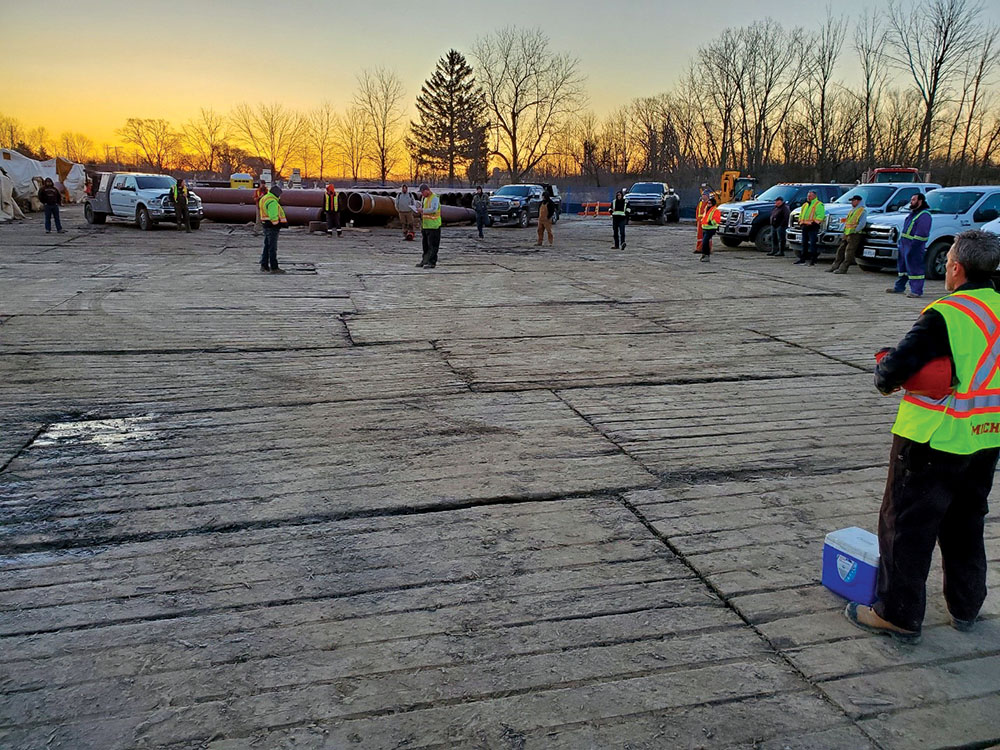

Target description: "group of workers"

left=695, top=188, right=933, bottom=296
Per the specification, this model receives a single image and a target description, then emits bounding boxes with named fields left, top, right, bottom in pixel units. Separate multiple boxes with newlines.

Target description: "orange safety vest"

left=700, top=207, right=721, bottom=230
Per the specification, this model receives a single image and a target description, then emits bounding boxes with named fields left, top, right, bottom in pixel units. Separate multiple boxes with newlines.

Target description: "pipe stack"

left=197, top=186, right=478, bottom=227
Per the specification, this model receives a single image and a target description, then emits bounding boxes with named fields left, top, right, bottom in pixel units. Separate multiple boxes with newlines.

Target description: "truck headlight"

left=743, top=211, right=758, bottom=222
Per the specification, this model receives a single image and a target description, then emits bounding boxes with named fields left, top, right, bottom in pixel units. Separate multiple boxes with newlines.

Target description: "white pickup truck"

left=858, top=186, right=1000, bottom=278
left=84, top=172, right=203, bottom=230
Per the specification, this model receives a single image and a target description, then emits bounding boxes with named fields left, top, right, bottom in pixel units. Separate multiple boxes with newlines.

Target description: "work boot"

left=793, top=259, right=806, bottom=265
left=260, top=265, right=269, bottom=273
left=270, top=268, right=286, bottom=274
left=415, top=262, right=425, bottom=268
left=775, top=250, right=785, bottom=256
left=886, top=287, right=904, bottom=294
left=622, top=242, right=627, bottom=249
left=833, top=267, right=848, bottom=274
left=700, top=255, right=710, bottom=263
left=826, top=264, right=838, bottom=272
left=951, top=615, right=976, bottom=632
left=844, top=602, right=921, bottom=644
left=905, top=291, right=922, bottom=298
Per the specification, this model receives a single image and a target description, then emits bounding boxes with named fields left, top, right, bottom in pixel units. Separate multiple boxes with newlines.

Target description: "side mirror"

left=886, top=204, right=899, bottom=212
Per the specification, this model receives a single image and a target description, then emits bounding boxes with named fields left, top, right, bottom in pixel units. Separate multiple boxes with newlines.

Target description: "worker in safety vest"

left=324, top=184, right=342, bottom=237
left=172, top=178, right=191, bottom=232
left=259, top=185, right=288, bottom=273
left=828, top=194, right=867, bottom=274
left=415, top=183, right=442, bottom=269
left=888, top=193, right=933, bottom=298
left=795, top=190, right=825, bottom=265
left=695, top=184, right=712, bottom=253
left=846, top=230, right=1000, bottom=643
left=252, top=180, right=268, bottom=236
left=611, top=190, right=629, bottom=249
left=698, top=197, right=721, bottom=263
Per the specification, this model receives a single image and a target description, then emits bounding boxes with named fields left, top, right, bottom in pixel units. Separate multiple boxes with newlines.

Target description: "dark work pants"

left=421, top=227, right=441, bottom=266
left=326, top=209, right=341, bottom=234
left=700, top=228, right=716, bottom=256
left=44, top=205, right=62, bottom=232
left=613, top=215, right=626, bottom=247
left=261, top=225, right=279, bottom=270
left=874, top=434, right=998, bottom=632
left=475, top=212, right=487, bottom=238
left=800, top=225, right=819, bottom=259
left=772, top=225, right=786, bottom=254
left=175, top=202, right=190, bottom=231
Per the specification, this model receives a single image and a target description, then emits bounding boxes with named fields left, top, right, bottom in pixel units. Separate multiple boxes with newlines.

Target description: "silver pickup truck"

left=84, top=172, right=203, bottom=230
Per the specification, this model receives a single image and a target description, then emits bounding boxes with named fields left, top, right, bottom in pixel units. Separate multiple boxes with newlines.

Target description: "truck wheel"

left=925, top=240, right=950, bottom=280
left=487, top=215, right=495, bottom=227
left=518, top=210, right=529, bottom=228
left=668, top=210, right=680, bottom=223
left=754, top=228, right=774, bottom=253
left=721, top=237, right=742, bottom=248
left=136, top=206, right=153, bottom=231
left=84, top=203, right=106, bottom=225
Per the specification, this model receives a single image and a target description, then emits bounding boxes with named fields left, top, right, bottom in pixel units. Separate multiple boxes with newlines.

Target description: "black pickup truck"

left=623, top=182, right=680, bottom=224
left=487, top=183, right=561, bottom=227
left=716, top=183, right=848, bottom=252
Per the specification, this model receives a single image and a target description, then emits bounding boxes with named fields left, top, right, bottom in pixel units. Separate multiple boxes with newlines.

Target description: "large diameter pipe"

left=441, top=205, right=476, bottom=224
left=202, top=203, right=322, bottom=225
left=346, top=192, right=397, bottom=216
left=195, top=187, right=327, bottom=208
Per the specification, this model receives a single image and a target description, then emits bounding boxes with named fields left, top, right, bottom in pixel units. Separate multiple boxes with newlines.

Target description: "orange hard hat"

left=875, top=350, right=954, bottom=399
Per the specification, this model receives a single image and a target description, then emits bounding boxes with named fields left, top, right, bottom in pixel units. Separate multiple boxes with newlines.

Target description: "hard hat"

left=875, top=351, right=954, bottom=399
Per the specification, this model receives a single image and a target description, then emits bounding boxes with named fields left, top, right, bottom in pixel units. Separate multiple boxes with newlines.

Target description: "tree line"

left=2, top=0, right=998, bottom=188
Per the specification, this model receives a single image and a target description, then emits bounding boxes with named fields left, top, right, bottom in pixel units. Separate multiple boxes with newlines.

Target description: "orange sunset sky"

left=4, top=0, right=928, bottom=147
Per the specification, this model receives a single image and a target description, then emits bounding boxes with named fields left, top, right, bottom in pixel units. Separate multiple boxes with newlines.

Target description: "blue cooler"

left=822, top=527, right=880, bottom=605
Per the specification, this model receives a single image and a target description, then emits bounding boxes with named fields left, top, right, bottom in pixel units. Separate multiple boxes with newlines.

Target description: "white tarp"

left=0, top=167, right=26, bottom=222
left=0, top=148, right=87, bottom=204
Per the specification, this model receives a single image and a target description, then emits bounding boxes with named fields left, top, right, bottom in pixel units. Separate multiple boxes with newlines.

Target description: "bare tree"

left=802, top=11, right=846, bottom=177
left=118, top=118, right=179, bottom=172
left=336, top=106, right=370, bottom=182
left=183, top=108, right=228, bottom=174
left=58, top=132, right=95, bottom=163
left=354, top=67, right=405, bottom=183
left=307, top=103, right=340, bottom=180
left=25, top=127, right=52, bottom=159
left=230, top=102, right=306, bottom=177
left=566, top=112, right=603, bottom=185
left=472, top=26, right=586, bottom=181
left=0, top=114, right=25, bottom=149
left=887, top=0, right=983, bottom=170
left=854, top=11, right=890, bottom=167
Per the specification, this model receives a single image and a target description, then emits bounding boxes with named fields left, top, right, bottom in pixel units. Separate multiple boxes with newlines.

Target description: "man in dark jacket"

left=38, top=178, right=65, bottom=234
left=846, top=229, right=1000, bottom=644
left=767, top=196, right=789, bottom=256
left=472, top=186, right=489, bottom=239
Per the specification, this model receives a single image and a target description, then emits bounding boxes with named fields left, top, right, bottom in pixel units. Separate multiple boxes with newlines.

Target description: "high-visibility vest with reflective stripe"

left=801, top=199, right=825, bottom=223
left=259, top=193, right=287, bottom=225
left=612, top=198, right=628, bottom=217
left=324, top=191, right=338, bottom=211
left=844, top=206, right=865, bottom=234
left=892, top=288, right=1000, bottom=453
left=171, top=185, right=188, bottom=203
left=901, top=209, right=931, bottom=241
left=422, top=194, right=441, bottom=229
left=701, top=207, right=721, bottom=230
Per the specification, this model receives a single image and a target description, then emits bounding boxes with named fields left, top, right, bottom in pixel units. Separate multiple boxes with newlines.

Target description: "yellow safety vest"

left=324, top=192, right=339, bottom=212
left=259, top=193, right=287, bottom=225
left=801, top=199, right=825, bottom=223
left=422, top=194, right=441, bottom=229
left=611, top=199, right=628, bottom=217
left=892, top=288, right=1000, bottom=454
left=844, top=206, right=865, bottom=234
left=171, top=184, right=188, bottom=203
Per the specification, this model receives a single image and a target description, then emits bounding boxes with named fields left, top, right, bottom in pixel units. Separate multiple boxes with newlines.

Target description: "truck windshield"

left=135, top=176, right=176, bottom=189
left=756, top=185, right=799, bottom=203
left=926, top=191, right=983, bottom=214
left=628, top=183, right=663, bottom=194
left=834, top=186, right=895, bottom=206
left=494, top=186, right=531, bottom=197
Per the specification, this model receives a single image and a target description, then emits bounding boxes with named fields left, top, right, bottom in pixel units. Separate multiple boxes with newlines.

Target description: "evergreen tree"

left=407, top=50, right=487, bottom=184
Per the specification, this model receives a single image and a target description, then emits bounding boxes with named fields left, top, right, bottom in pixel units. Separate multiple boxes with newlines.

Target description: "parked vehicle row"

left=716, top=183, right=849, bottom=252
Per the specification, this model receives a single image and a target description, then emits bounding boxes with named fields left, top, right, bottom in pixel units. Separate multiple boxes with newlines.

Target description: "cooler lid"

left=824, top=526, right=879, bottom=565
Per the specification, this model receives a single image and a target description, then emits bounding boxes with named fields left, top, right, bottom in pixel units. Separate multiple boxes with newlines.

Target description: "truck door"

left=109, top=175, right=137, bottom=216
left=887, top=187, right=919, bottom=213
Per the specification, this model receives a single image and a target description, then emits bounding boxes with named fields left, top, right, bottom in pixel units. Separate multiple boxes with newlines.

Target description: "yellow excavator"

left=719, top=170, right=757, bottom=204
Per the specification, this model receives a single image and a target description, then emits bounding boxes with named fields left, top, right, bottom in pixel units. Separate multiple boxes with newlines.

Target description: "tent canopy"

left=0, top=148, right=87, bottom=203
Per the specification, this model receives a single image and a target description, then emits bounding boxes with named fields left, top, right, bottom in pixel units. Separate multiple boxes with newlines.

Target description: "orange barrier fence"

left=578, top=202, right=612, bottom=217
